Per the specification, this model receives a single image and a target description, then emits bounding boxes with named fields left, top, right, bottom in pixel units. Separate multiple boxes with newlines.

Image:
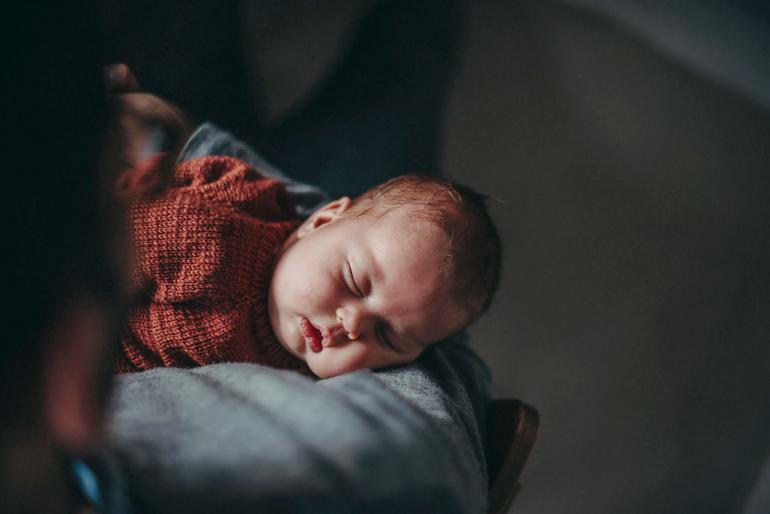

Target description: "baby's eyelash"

left=345, top=259, right=364, bottom=298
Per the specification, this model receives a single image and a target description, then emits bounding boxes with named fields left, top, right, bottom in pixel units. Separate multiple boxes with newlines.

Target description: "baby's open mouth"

left=299, top=318, right=323, bottom=353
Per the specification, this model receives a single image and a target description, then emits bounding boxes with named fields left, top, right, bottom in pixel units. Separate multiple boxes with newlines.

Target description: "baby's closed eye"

left=344, top=259, right=364, bottom=298
left=375, top=324, right=399, bottom=352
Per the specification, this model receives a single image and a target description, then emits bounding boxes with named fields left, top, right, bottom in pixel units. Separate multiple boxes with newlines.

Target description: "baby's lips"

left=300, top=318, right=324, bottom=352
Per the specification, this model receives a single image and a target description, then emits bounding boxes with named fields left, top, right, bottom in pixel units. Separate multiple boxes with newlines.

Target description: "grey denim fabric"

left=109, top=334, right=489, bottom=514
left=109, top=125, right=491, bottom=513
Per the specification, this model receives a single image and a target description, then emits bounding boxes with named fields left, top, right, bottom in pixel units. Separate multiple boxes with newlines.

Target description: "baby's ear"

left=297, top=197, right=352, bottom=238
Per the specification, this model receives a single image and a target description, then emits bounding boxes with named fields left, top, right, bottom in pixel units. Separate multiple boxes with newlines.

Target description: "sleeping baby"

left=116, top=148, right=500, bottom=379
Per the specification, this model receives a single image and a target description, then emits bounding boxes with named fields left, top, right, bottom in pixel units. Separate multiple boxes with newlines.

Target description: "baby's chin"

left=304, top=355, right=347, bottom=379
left=305, top=352, right=377, bottom=379
left=308, top=364, right=345, bottom=379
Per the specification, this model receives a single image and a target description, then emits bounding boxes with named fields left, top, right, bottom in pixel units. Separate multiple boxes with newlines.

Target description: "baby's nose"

left=335, top=307, right=362, bottom=342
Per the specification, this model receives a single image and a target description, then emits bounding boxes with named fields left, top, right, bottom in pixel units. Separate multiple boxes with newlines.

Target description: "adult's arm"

left=109, top=122, right=491, bottom=513
left=108, top=333, right=490, bottom=514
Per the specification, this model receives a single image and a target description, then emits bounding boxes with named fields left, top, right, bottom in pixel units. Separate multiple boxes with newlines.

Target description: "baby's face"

left=269, top=200, right=469, bottom=378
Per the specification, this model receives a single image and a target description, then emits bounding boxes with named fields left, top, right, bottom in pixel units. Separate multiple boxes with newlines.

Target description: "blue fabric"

left=72, top=458, right=103, bottom=508
left=70, top=453, right=137, bottom=514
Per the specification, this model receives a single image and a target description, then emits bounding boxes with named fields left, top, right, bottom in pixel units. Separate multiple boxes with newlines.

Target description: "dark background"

left=103, top=1, right=770, bottom=512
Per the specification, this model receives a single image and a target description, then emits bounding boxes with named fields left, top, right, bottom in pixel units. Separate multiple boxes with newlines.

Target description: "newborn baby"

left=117, top=156, right=500, bottom=378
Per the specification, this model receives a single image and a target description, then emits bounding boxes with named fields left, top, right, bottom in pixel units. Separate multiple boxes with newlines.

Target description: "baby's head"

left=268, top=175, right=501, bottom=378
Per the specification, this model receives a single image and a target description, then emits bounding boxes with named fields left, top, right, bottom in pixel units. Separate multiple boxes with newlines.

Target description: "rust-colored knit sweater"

left=115, top=156, right=309, bottom=374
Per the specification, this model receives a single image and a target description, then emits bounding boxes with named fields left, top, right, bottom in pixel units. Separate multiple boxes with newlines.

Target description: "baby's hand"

left=103, top=64, right=192, bottom=202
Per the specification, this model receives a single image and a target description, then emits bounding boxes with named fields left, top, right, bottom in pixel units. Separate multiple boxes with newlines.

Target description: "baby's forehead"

left=373, top=209, right=450, bottom=250
left=369, top=209, right=481, bottom=320
left=369, top=218, right=457, bottom=297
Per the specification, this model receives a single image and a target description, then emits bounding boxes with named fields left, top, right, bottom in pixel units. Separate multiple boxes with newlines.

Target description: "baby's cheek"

left=277, top=262, right=313, bottom=302
left=299, top=272, right=335, bottom=305
left=299, top=281, right=314, bottom=302
left=341, top=347, right=372, bottom=371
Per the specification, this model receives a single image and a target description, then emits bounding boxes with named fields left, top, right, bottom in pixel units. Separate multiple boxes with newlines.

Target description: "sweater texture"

left=116, top=156, right=308, bottom=374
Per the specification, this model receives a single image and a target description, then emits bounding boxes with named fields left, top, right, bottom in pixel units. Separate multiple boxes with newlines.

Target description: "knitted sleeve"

left=120, top=156, right=300, bottom=371
left=121, top=298, right=262, bottom=369
left=128, top=156, right=298, bottom=303
left=169, top=156, right=298, bottom=222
